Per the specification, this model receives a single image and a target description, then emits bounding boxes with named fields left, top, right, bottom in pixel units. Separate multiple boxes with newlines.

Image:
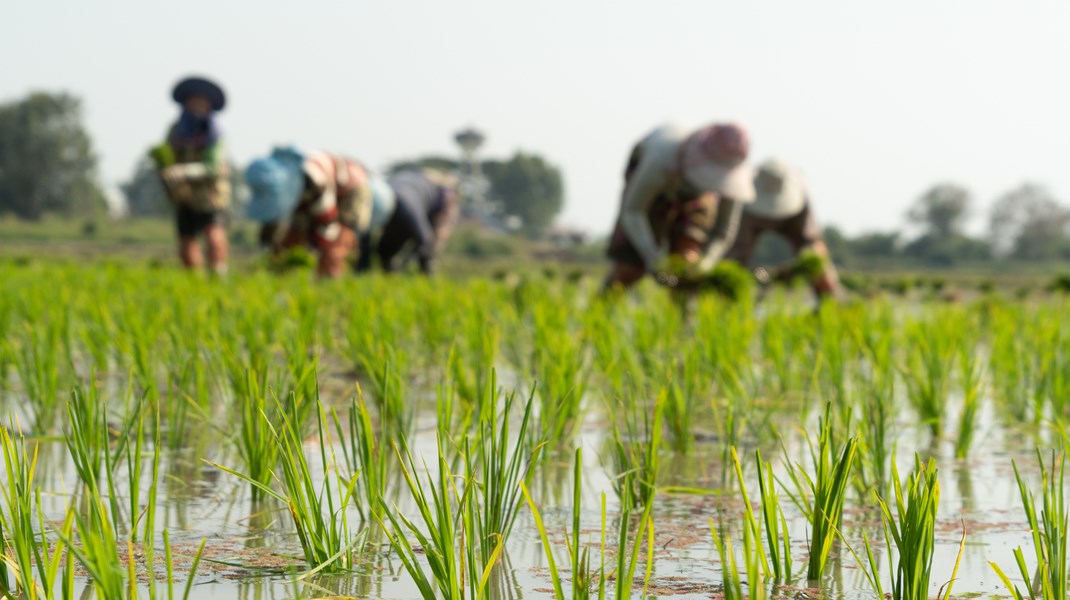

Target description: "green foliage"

left=522, top=447, right=653, bottom=600
left=907, top=183, right=972, bottom=239
left=0, top=92, right=103, bottom=220
left=445, top=226, right=520, bottom=258
left=991, top=184, right=1070, bottom=261
left=1049, top=273, right=1070, bottom=294
left=704, top=260, right=756, bottom=301
left=781, top=403, right=859, bottom=582
left=390, top=150, right=565, bottom=236
left=991, top=450, right=1068, bottom=600
left=3, top=259, right=1070, bottom=598
left=483, top=152, right=564, bottom=236
left=877, top=457, right=943, bottom=600
left=387, top=155, right=460, bottom=175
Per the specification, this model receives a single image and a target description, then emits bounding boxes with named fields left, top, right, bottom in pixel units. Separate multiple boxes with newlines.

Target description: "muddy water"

left=9, top=380, right=1054, bottom=600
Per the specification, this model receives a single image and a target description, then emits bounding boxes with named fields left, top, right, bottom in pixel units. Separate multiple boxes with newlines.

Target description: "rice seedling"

left=214, top=397, right=361, bottom=574
left=781, top=403, right=858, bottom=582
left=990, top=450, right=1067, bottom=600
left=860, top=455, right=946, bottom=600
left=466, top=378, right=543, bottom=568
left=15, top=321, right=65, bottom=431
left=331, top=387, right=388, bottom=524
left=815, top=307, right=851, bottom=410
left=0, top=420, right=74, bottom=600
left=162, top=530, right=207, bottom=600
left=662, top=347, right=702, bottom=454
left=900, top=319, right=955, bottom=441
left=728, top=447, right=770, bottom=577
left=710, top=515, right=766, bottom=600
left=61, top=383, right=139, bottom=547
left=853, top=321, right=896, bottom=496
left=955, top=346, right=984, bottom=459
left=530, top=303, right=590, bottom=445
left=730, top=447, right=792, bottom=581
left=64, top=380, right=110, bottom=494
left=448, top=303, right=500, bottom=413
left=522, top=447, right=654, bottom=600
left=367, top=359, right=414, bottom=442
left=116, top=301, right=165, bottom=404
left=118, top=395, right=152, bottom=544
left=141, top=409, right=163, bottom=600
left=713, top=363, right=763, bottom=485
left=59, top=481, right=127, bottom=599
left=79, top=303, right=115, bottom=375
left=761, top=307, right=813, bottom=398
left=607, top=390, right=664, bottom=511
left=988, top=305, right=1038, bottom=424
left=378, top=435, right=497, bottom=600
left=233, top=371, right=285, bottom=503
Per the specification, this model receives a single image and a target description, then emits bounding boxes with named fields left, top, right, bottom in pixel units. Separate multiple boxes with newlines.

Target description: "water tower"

left=454, top=127, right=489, bottom=215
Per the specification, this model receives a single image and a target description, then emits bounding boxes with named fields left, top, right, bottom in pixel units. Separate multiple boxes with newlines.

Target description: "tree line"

left=1, top=91, right=1068, bottom=265
left=807, top=183, right=1070, bottom=267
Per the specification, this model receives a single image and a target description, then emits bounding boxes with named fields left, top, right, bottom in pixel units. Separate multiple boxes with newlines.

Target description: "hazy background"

left=4, top=0, right=1068, bottom=235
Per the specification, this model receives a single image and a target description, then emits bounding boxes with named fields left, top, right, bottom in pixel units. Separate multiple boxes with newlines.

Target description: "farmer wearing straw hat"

left=151, top=76, right=232, bottom=275
left=726, top=158, right=842, bottom=299
left=603, top=123, right=756, bottom=292
left=245, top=148, right=392, bottom=278
left=356, top=169, right=459, bottom=275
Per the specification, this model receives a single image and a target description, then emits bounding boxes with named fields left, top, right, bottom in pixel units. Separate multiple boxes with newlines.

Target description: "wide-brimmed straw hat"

left=748, top=158, right=807, bottom=219
left=680, top=123, right=755, bottom=203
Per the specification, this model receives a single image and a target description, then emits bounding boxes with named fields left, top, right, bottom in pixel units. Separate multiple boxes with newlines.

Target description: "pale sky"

left=4, top=0, right=1069, bottom=235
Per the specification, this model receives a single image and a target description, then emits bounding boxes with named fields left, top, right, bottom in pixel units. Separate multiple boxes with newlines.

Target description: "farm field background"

left=0, top=260, right=1067, bottom=599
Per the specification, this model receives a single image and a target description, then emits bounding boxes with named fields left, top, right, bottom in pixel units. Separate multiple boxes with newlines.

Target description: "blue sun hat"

left=245, top=146, right=306, bottom=223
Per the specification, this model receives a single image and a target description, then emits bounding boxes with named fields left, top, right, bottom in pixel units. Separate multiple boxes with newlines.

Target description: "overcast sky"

left=4, top=0, right=1068, bottom=235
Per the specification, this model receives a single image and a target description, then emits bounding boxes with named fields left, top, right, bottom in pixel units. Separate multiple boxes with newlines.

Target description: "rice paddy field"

left=0, top=260, right=1067, bottom=600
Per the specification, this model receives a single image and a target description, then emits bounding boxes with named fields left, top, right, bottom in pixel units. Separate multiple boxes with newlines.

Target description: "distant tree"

left=902, top=233, right=992, bottom=265
left=0, top=92, right=103, bottom=219
left=901, top=183, right=981, bottom=265
left=121, top=156, right=169, bottom=217
left=990, top=183, right=1070, bottom=260
left=848, top=232, right=900, bottom=258
left=386, top=156, right=459, bottom=175
left=482, top=152, right=564, bottom=236
left=907, top=183, right=971, bottom=239
left=389, top=151, right=565, bottom=236
left=822, top=226, right=851, bottom=264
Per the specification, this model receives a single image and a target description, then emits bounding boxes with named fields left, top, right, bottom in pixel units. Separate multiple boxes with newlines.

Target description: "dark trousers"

left=377, top=203, right=433, bottom=274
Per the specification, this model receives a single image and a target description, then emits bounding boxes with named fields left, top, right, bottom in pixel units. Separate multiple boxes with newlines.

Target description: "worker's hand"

left=653, top=254, right=701, bottom=287
left=313, top=223, right=344, bottom=252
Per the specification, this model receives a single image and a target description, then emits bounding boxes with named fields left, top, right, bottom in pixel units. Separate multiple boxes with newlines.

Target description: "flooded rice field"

left=0, top=263, right=1067, bottom=599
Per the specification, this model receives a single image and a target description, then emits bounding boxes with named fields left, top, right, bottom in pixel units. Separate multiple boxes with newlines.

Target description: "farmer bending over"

left=356, top=169, right=459, bottom=276
left=603, top=123, right=756, bottom=293
left=246, top=148, right=393, bottom=278
left=726, top=158, right=842, bottom=300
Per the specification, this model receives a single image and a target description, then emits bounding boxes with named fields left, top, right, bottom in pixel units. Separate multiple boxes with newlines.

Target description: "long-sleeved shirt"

left=387, top=170, right=456, bottom=251
left=618, top=125, right=742, bottom=271
left=157, top=124, right=231, bottom=211
left=293, top=151, right=372, bottom=242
